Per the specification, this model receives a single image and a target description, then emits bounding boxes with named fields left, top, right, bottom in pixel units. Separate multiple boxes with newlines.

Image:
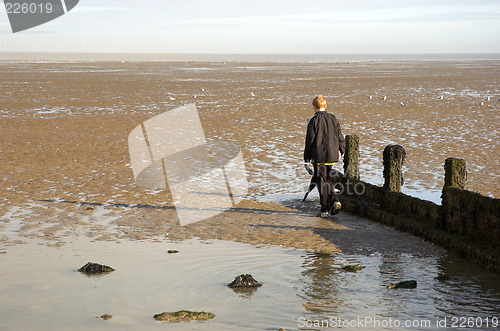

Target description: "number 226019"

left=5, top=2, right=54, bottom=14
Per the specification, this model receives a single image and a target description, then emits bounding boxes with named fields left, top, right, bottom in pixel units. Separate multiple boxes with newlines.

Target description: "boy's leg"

left=326, top=165, right=341, bottom=215
left=315, top=164, right=333, bottom=213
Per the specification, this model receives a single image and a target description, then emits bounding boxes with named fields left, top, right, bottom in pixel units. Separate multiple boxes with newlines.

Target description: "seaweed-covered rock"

left=388, top=280, right=417, bottom=289
left=78, top=262, right=115, bottom=274
left=342, top=264, right=365, bottom=272
left=100, top=314, right=112, bottom=320
left=228, top=274, right=262, bottom=288
left=167, top=250, right=179, bottom=254
left=153, top=310, right=215, bottom=322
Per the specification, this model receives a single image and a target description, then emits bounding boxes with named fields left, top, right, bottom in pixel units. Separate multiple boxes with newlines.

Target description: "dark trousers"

left=312, top=164, right=338, bottom=213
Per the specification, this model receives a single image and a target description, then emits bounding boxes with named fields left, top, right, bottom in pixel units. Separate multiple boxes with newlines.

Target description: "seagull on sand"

left=400, top=102, right=405, bottom=107
left=169, top=97, right=176, bottom=101
left=480, top=101, right=484, bottom=106
left=382, top=96, right=387, bottom=100
left=251, top=92, right=255, bottom=97
left=438, top=96, right=444, bottom=100
left=369, top=95, right=373, bottom=99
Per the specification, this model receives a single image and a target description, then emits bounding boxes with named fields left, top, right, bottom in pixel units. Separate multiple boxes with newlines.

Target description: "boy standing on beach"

left=304, top=95, right=345, bottom=218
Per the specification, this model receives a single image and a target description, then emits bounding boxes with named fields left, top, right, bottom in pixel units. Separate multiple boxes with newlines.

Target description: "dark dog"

left=302, top=164, right=343, bottom=202
left=302, top=164, right=317, bottom=201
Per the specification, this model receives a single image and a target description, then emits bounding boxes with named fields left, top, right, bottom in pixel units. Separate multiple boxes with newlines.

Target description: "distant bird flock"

left=163, top=89, right=495, bottom=108
left=361, top=93, right=494, bottom=108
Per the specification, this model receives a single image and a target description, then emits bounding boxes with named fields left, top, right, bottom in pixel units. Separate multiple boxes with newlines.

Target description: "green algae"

left=342, top=264, right=365, bottom=272
left=153, top=310, right=215, bottom=322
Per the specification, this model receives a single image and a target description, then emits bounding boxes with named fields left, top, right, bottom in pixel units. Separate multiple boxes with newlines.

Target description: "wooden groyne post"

left=441, top=157, right=467, bottom=229
left=343, top=135, right=359, bottom=179
left=383, top=144, right=406, bottom=192
left=444, top=157, right=467, bottom=189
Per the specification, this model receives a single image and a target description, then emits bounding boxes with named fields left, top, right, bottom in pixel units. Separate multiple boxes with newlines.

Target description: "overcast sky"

left=1, top=0, right=499, bottom=54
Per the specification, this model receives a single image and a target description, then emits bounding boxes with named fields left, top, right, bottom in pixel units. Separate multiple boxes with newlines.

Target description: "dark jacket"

left=304, top=111, right=345, bottom=163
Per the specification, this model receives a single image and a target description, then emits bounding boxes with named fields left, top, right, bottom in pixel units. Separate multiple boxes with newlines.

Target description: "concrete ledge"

left=334, top=174, right=500, bottom=274
left=337, top=175, right=441, bottom=227
left=442, top=186, right=500, bottom=246
left=334, top=137, right=499, bottom=273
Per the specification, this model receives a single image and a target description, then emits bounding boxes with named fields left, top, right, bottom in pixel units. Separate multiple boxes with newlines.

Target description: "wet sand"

left=1, top=59, right=499, bottom=250
left=0, top=110, right=348, bottom=252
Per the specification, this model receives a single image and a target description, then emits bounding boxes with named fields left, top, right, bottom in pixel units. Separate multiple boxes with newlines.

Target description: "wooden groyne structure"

left=335, top=135, right=500, bottom=273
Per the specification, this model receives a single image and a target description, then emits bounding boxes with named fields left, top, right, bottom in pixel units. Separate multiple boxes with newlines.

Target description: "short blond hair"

left=312, top=95, right=327, bottom=109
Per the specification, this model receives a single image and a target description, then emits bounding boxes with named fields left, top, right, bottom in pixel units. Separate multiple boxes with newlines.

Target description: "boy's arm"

left=337, top=121, right=345, bottom=155
left=304, top=121, right=315, bottom=162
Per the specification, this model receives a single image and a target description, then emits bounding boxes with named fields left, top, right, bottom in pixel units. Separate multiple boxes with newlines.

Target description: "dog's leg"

left=302, top=182, right=316, bottom=201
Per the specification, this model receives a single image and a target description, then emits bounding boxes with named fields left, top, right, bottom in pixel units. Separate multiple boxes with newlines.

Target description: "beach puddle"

left=1, top=225, right=499, bottom=330
left=0, top=238, right=307, bottom=330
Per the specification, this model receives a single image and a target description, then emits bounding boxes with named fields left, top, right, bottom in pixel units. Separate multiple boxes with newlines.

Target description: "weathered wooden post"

left=440, top=158, right=467, bottom=230
left=444, top=157, right=466, bottom=189
left=383, top=144, right=406, bottom=192
left=343, top=134, right=359, bottom=179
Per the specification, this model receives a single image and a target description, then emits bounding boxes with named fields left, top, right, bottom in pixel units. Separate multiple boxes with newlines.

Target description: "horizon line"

left=1, top=51, right=500, bottom=63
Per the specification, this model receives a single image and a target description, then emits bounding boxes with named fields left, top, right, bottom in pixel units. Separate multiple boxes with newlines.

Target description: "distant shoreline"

left=1, top=52, right=500, bottom=63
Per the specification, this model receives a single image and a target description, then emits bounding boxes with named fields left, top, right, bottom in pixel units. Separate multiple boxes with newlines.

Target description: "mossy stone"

left=388, top=280, right=417, bottom=289
left=153, top=310, right=215, bottom=322
left=228, top=274, right=262, bottom=288
left=342, top=264, right=365, bottom=272
left=78, top=262, right=115, bottom=274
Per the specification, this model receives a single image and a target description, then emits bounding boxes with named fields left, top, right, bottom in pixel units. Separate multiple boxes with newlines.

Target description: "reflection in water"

left=229, top=286, right=260, bottom=299
left=297, top=215, right=500, bottom=329
left=0, top=227, right=499, bottom=330
left=300, top=252, right=343, bottom=313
